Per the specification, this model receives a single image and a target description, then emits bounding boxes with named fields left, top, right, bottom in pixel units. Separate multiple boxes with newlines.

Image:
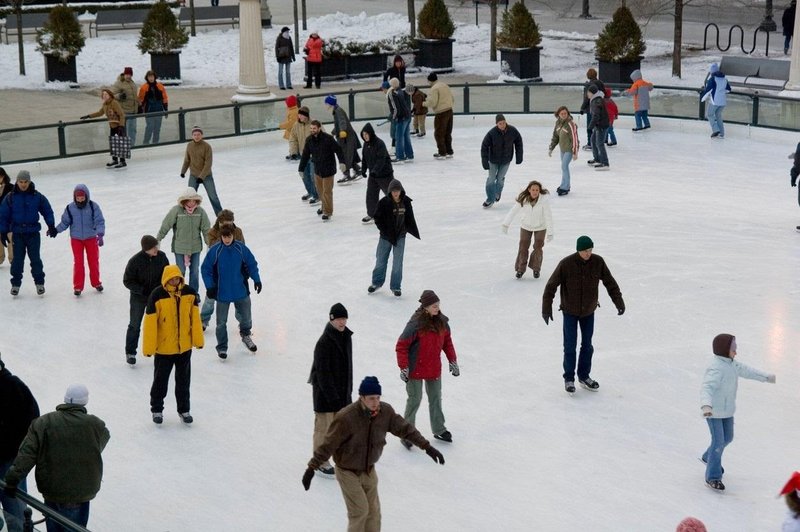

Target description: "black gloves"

left=425, top=446, right=445, bottom=465
left=79, top=115, right=89, bottom=120
left=0, top=232, right=7, bottom=247
left=449, top=362, right=460, bottom=377
left=617, top=306, right=625, bottom=316
left=791, top=166, right=798, bottom=186
left=302, top=467, right=314, bottom=490
left=47, top=225, right=58, bottom=238
left=254, top=282, right=262, bottom=294
left=3, top=484, right=17, bottom=498
left=180, top=174, right=186, bottom=179
left=543, top=311, right=553, bottom=325
left=119, top=92, right=127, bottom=100
left=163, top=104, right=168, bottom=112
left=207, top=287, right=217, bottom=300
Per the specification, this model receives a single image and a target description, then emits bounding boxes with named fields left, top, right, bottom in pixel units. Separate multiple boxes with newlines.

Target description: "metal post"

left=348, top=90, right=356, bottom=121
left=178, top=109, right=187, bottom=141
left=57, top=121, right=66, bottom=157
left=523, top=84, right=530, bottom=113
left=759, top=0, right=777, bottom=32
left=234, top=104, right=242, bottom=134
left=475, top=1, right=478, bottom=26
left=463, top=83, right=470, bottom=114
left=751, top=94, right=760, bottom=126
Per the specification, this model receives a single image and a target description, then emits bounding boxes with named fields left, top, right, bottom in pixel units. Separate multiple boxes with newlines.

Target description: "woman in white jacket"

left=699, top=333, right=775, bottom=491
left=502, top=180, right=553, bottom=279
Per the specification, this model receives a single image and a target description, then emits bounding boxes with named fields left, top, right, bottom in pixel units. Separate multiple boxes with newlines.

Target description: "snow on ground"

left=0, top=11, right=724, bottom=90
left=1, top=114, right=798, bottom=531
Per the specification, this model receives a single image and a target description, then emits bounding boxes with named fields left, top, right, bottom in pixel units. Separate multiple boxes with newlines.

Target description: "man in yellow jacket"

left=143, top=264, right=204, bottom=424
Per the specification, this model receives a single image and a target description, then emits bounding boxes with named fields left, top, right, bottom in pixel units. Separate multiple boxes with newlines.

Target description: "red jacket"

left=605, top=98, right=619, bottom=126
left=396, top=314, right=457, bottom=380
left=305, top=36, right=323, bottom=63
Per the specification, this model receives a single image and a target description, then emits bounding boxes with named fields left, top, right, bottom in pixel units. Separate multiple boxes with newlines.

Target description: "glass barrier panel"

left=467, top=84, right=525, bottom=114
left=755, top=97, right=800, bottom=130
left=64, top=122, right=113, bottom=156
left=718, top=93, right=753, bottom=125
left=299, top=94, right=336, bottom=126
left=240, top=101, right=283, bottom=133
left=530, top=85, right=585, bottom=115
left=354, top=91, right=394, bottom=123
left=182, top=107, right=236, bottom=138
left=650, top=88, right=701, bottom=120
left=137, top=111, right=183, bottom=145
left=0, top=127, right=61, bottom=163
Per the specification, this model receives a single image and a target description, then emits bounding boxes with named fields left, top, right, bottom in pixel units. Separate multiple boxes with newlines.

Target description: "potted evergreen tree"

left=416, top=0, right=455, bottom=72
left=36, top=5, right=84, bottom=84
left=595, top=5, right=646, bottom=84
left=496, top=2, right=542, bottom=82
left=137, top=1, right=189, bottom=84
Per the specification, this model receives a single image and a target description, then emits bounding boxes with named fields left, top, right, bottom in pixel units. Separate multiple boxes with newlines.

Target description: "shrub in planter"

left=36, top=6, right=84, bottom=83
left=497, top=2, right=542, bottom=81
left=417, top=0, right=455, bottom=71
left=595, top=5, right=645, bottom=83
left=138, top=1, right=189, bottom=82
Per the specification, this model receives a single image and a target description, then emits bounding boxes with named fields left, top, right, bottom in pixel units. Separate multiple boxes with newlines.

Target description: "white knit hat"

left=64, top=384, right=89, bottom=405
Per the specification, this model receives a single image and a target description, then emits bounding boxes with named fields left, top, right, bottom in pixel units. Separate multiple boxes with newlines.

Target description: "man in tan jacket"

left=423, top=72, right=455, bottom=160
left=113, top=67, right=139, bottom=145
left=290, top=107, right=320, bottom=205
left=180, top=126, right=223, bottom=216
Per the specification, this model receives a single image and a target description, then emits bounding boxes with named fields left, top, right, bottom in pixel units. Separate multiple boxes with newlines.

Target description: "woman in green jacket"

left=156, top=188, right=211, bottom=292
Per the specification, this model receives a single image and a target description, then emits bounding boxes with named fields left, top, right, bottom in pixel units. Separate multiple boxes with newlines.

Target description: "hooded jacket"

left=0, top=181, right=55, bottom=234
left=360, top=123, right=393, bottom=179
left=701, top=65, right=731, bottom=107
left=700, top=355, right=772, bottom=418
left=113, top=74, right=139, bottom=115
left=388, top=87, right=411, bottom=121
left=143, top=264, right=204, bottom=356
left=0, top=365, right=39, bottom=462
left=299, top=130, right=344, bottom=177
left=626, top=70, right=653, bottom=111
left=201, top=239, right=261, bottom=303
left=304, top=34, right=323, bottom=63
left=588, top=92, right=610, bottom=129
left=580, top=78, right=606, bottom=114
left=309, top=322, right=353, bottom=413
left=156, top=189, right=211, bottom=255
left=542, top=252, right=624, bottom=318
left=396, top=310, right=457, bottom=380
left=55, top=184, right=105, bottom=240
left=481, top=123, right=523, bottom=168
left=373, top=179, right=420, bottom=246
left=279, top=95, right=299, bottom=140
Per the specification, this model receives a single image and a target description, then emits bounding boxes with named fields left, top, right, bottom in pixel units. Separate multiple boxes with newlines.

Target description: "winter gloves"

left=617, top=305, right=625, bottom=316
left=767, top=374, right=777, bottom=383
left=701, top=405, right=712, bottom=417
left=97, top=233, right=104, bottom=247
left=425, top=446, right=445, bottom=464
left=542, top=310, right=553, bottom=325
left=79, top=115, right=89, bottom=120
left=400, top=368, right=409, bottom=382
left=449, top=362, right=460, bottom=377
left=338, top=131, right=347, bottom=139
left=254, top=282, right=262, bottom=294
left=180, top=173, right=186, bottom=179
left=46, top=225, right=58, bottom=238
left=302, top=467, right=315, bottom=490
left=207, top=287, right=217, bottom=300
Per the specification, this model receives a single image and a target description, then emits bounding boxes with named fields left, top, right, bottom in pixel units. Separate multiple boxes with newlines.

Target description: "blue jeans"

left=394, top=118, right=413, bottom=160
left=175, top=252, right=200, bottom=292
left=44, top=501, right=90, bottom=532
left=485, top=162, right=510, bottom=204
left=189, top=174, right=223, bottom=216
left=371, top=236, right=405, bottom=291
left=215, top=297, right=252, bottom=353
left=702, top=417, right=734, bottom=481
left=201, top=296, right=243, bottom=325
left=125, top=293, right=148, bottom=355
left=1, top=459, right=27, bottom=532
left=634, top=110, right=650, bottom=129
left=126, top=116, right=137, bottom=146
left=562, top=311, right=595, bottom=381
left=559, top=150, right=573, bottom=191
left=591, top=127, right=609, bottom=165
left=706, top=104, right=725, bottom=136
left=142, top=114, right=163, bottom=144
left=278, top=62, right=292, bottom=89
left=301, top=161, right=318, bottom=199
left=10, top=232, right=44, bottom=287
left=606, top=125, right=617, bottom=144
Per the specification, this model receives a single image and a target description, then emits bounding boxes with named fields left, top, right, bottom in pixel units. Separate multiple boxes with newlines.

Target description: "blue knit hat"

left=324, top=94, right=337, bottom=106
left=358, top=376, right=382, bottom=396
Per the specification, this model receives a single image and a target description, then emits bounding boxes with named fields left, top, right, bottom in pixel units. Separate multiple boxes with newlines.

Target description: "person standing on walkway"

left=382, top=54, right=406, bottom=88
left=542, top=235, right=625, bottom=394
left=368, top=179, right=420, bottom=298
left=0, top=170, right=55, bottom=297
left=299, top=120, right=345, bottom=222
left=156, top=188, right=211, bottom=293
left=291, top=107, right=320, bottom=205
left=700, top=63, right=731, bottom=139
left=113, top=67, right=139, bottom=145
left=587, top=85, right=610, bottom=170
left=0, top=353, right=39, bottom=532
left=424, top=73, right=455, bottom=159
left=54, top=184, right=105, bottom=296
left=302, top=376, right=444, bottom=531
left=123, top=235, right=169, bottom=366
left=80, top=88, right=128, bottom=169
left=325, top=95, right=362, bottom=183
left=480, top=113, right=523, bottom=208
left=784, top=0, right=797, bottom=54
left=303, top=31, right=323, bottom=89
left=502, top=180, right=553, bottom=280
left=0, top=168, right=13, bottom=266
left=143, top=264, right=204, bottom=424
left=3, top=384, right=109, bottom=532
left=137, top=70, right=169, bottom=145
left=181, top=126, right=223, bottom=216
left=548, top=106, right=579, bottom=196
left=307, top=302, right=353, bottom=478
left=579, top=68, right=604, bottom=151
left=626, top=69, right=654, bottom=131
left=275, top=26, right=296, bottom=90
left=359, top=123, right=394, bottom=224
left=396, top=290, right=459, bottom=445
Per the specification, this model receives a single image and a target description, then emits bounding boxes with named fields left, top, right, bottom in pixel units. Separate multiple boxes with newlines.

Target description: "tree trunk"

left=293, top=0, right=299, bottom=53
left=408, top=0, right=416, bottom=38
left=581, top=0, right=591, bottom=18
left=189, top=0, right=196, bottom=37
left=490, top=0, right=497, bottom=61
left=672, top=0, right=683, bottom=78
left=301, top=0, right=307, bottom=30
left=15, top=6, right=25, bottom=76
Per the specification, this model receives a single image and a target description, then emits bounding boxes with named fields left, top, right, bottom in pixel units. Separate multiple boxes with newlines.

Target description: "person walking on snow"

left=54, top=184, right=105, bottom=296
left=480, top=113, right=523, bottom=208
left=275, top=26, right=296, bottom=90
left=291, top=107, right=320, bottom=205
left=542, top=235, right=624, bottom=394
left=156, top=188, right=211, bottom=293
left=502, top=180, right=553, bottom=280
left=586, top=85, right=610, bottom=170
left=325, top=95, right=362, bottom=183
left=699, top=333, right=776, bottom=491
left=700, top=63, right=731, bottom=139
left=113, top=67, right=139, bottom=146
left=548, top=106, right=579, bottom=196
left=298, top=120, right=345, bottom=222
left=359, top=123, right=394, bottom=224
left=424, top=73, right=455, bottom=159
left=80, top=88, right=128, bottom=169
left=302, top=376, right=444, bottom=531
left=307, top=302, right=353, bottom=478
left=626, top=69, right=654, bottom=131
left=181, top=126, right=223, bottom=216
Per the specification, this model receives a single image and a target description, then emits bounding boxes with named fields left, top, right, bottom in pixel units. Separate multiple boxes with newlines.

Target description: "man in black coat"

left=368, top=179, right=420, bottom=297
left=587, top=85, right=610, bottom=170
left=480, top=113, right=523, bottom=208
left=123, top=235, right=169, bottom=365
left=299, top=120, right=345, bottom=221
left=308, top=303, right=353, bottom=477
left=360, top=123, right=394, bottom=224
left=783, top=0, right=796, bottom=54
left=0, top=353, right=39, bottom=531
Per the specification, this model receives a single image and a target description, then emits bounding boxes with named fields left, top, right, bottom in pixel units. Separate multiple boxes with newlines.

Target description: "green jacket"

left=4, top=404, right=110, bottom=504
left=157, top=204, right=211, bottom=255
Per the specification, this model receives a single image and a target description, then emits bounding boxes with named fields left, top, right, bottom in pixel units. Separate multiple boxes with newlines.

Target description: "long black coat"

left=310, top=323, right=353, bottom=413
left=123, top=250, right=170, bottom=298
left=275, top=34, right=295, bottom=63
left=299, top=131, right=344, bottom=178
left=480, top=125, right=523, bottom=168
left=588, top=95, right=610, bottom=129
left=0, top=367, right=40, bottom=462
left=373, top=180, right=420, bottom=246
left=360, top=123, right=394, bottom=179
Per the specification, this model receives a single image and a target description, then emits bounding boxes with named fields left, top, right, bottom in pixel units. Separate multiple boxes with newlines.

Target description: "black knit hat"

left=141, top=235, right=159, bottom=251
left=298, top=106, right=310, bottom=118
left=427, top=72, right=438, bottom=82
left=576, top=235, right=594, bottom=251
left=358, top=376, right=382, bottom=396
left=329, top=302, right=348, bottom=320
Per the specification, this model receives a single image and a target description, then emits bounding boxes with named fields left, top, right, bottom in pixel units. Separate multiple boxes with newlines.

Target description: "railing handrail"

left=0, top=478, right=91, bottom=532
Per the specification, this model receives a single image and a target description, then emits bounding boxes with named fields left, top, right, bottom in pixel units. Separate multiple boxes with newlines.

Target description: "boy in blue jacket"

left=201, top=225, right=262, bottom=359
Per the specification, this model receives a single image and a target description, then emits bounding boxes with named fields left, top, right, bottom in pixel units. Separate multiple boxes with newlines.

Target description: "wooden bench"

left=3, top=13, right=51, bottom=45
left=719, top=56, right=790, bottom=91
left=90, top=9, right=150, bottom=37
left=178, top=6, right=239, bottom=30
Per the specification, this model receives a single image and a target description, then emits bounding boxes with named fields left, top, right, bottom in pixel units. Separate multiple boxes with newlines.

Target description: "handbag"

left=109, top=133, right=132, bottom=159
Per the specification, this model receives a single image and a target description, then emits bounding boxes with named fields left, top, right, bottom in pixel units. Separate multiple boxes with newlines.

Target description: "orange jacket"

left=305, top=36, right=323, bottom=63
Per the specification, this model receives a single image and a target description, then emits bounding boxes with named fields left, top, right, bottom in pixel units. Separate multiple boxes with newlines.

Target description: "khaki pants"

left=0, top=233, right=12, bottom=264
left=313, top=412, right=335, bottom=469
left=314, top=175, right=334, bottom=216
left=412, top=114, right=426, bottom=135
left=516, top=229, right=546, bottom=274
left=336, top=467, right=380, bottom=532
left=404, top=378, right=446, bottom=436
left=433, top=109, right=453, bottom=156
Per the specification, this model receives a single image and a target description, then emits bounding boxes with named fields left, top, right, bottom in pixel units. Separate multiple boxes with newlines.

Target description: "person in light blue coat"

left=700, top=63, right=732, bottom=139
left=699, top=333, right=775, bottom=491
left=55, top=184, right=106, bottom=295
left=201, top=225, right=262, bottom=359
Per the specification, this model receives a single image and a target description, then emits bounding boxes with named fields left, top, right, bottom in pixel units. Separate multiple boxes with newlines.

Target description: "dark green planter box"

left=597, top=57, right=642, bottom=85
left=44, top=54, right=77, bottom=84
left=150, top=52, right=182, bottom=85
left=499, top=46, right=542, bottom=82
left=346, top=53, right=389, bottom=79
left=415, top=38, right=454, bottom=73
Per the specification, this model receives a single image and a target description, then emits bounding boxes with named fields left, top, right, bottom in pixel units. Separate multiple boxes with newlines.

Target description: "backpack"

left=64, top=201, right=96, bottom=225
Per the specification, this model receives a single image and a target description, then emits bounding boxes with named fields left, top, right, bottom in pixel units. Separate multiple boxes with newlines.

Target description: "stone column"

left=232, top=0, right=271, bottom=102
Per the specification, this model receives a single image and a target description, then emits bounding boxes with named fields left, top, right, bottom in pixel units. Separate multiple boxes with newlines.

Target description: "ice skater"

left=502, top=180, right=553, bottom=279
left=700, top=63, right=731, bottom=139
left=480, top=113, right=523, bottom=208
left=548, top=106, right=579, bottom=196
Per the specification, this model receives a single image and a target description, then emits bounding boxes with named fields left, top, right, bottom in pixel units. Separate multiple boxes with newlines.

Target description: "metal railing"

left=2, top=82, right=800, bottom=165
left=0, top=479, right=91, bottom=532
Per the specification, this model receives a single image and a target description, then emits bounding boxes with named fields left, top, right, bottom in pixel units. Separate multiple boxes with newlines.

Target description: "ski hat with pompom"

left=675, top=517, right=707, bottom=532
left=324, top=95, right=337, bottom=106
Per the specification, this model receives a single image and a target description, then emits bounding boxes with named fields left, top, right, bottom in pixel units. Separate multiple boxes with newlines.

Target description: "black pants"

left=306, top=62, right=321, bottom=88
left=150, top=351, right=192, bottom=414
left=365, top=176, right=392, bottom=217
left=125, top=294, right=147, bottom=355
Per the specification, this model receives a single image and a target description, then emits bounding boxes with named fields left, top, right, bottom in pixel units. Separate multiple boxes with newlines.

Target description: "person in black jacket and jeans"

left=480, top=113, right=523, bottom=208
left=308, top=302, right=353, bottom=478
left=368, top=179, right=420, bottom=297
left=587, top=85, right=610, bottom=170
left=299, top=121, right=345, bottom=221
left=360, top=123, right=394, bottom=224
left=275, top=26, right=296, bottom=90
left=123, top=235, right=169, bottom=365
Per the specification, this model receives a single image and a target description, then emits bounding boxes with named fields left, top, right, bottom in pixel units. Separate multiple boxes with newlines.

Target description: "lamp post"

left=759, top=0, right=778, bottom=32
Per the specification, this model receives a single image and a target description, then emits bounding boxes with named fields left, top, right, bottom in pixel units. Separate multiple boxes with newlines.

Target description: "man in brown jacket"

left=180, top=126, right=223, bottom=216
left=302, top=376, right=444, bottom=531
left=542, top=235, right=625, bottom=394
left=113, top=67, right=139, bottom=145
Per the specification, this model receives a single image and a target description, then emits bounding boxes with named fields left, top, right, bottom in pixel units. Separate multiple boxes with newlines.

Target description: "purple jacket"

left=55, top=184, right=105, bottom=240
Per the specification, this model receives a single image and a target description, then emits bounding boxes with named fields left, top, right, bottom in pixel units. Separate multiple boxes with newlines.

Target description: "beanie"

left=280, top=26, right=290, bottom=33
left=495, top=113, right=506, bottom=123
left=298, top=106, right=310, bottom=118
left=419, top=289, right=440, bottom=307
left=141, top=234, right=159, bottom=251
left=329, top=302, right=348, bottom=320
left=712, top=333, right=734, bottom=357
left=709, top=63, right=719, bottom=74
left=576, top=235, right=594, bottom=251
left=16, top=170, right=31, bottom=182
left=358, top=376, right=382, bottom=396
left=191, top=125, right=203, bottom=135
left=380, top=81, right=390, bottom=90
left=389, top=77, right=400, bottom=89
left=587, top=84, right=599, bottom=95
left=324, top=94, right=337, bottom=106
left=427, top=72, right=438, bottom=82
left=286, top=95, right=298, bottom=108
left=123, top=66, right=133, bottom=76
left=64, top=384, right=89, bottom=406
left=675, top=517, right=707, bottom=532
left=388, top=178, right=403, bottom=192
